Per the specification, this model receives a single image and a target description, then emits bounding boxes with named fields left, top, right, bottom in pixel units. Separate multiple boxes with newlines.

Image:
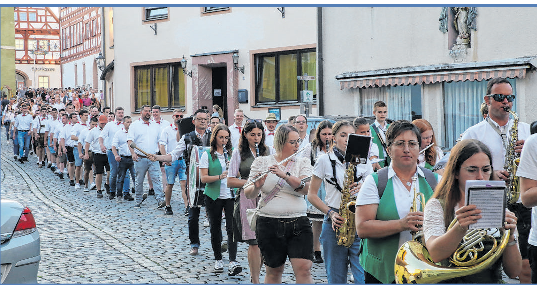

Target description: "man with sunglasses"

left=461, top=77, right=532, bottom=282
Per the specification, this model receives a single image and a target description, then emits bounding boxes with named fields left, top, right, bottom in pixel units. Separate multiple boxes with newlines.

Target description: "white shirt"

left=229, top=122, right=244, bottom=149
left=516, top=133, right=537, bottom=246
left=313, top=151, right=374, bottom=208
left=152, top=118, right=171, bottom=135
left=373, top=120, right=388, bottom=157
left=14, top=113, right=33, bottom=130
left=78, top=126, right=90, bottom=150
left=200, top=151, right=233, bottom=199
left=369, top=138, right=380, bottom=160
left=112, top=128, right=131, bottom=156
left=159, top=124, right=179, bottom=154
left=127, top=119, right=161, bottom=155
left=100, top=120, right=124, bottom=150
left=461, top=118, right=531, bottom=171
left=54, top=122, right=66, bottom=140
left=417, top=146, right=445, bottom=168
left=85, top=126, right=105, bottom=154
left=265, top=129, right=276, bottom=147
left=32, top=115, right=47, bottom=134
left=71, top=122, right=88, bottom=143
left=52, top=102, right=65, bottom=111
left=357, top=165, right=441, bottom=248
left=60, top=123, right=75, bottom=147
left=170, top=129, right=210, bottom=162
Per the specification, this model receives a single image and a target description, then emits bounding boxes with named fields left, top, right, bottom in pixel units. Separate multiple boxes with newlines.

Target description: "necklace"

left=399, top=177, right=412, bottom=187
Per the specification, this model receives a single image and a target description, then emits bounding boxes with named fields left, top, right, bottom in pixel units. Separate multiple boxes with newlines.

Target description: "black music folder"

left=178, top=116, right=195, bottom=136
left=345, top=134, right=371, bottom=164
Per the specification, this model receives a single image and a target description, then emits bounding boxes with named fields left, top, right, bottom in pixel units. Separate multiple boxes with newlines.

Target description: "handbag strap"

left=257, top=157, right=296, bottom=210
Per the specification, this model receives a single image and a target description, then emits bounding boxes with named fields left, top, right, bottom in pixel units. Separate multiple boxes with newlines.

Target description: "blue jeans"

left=133, top=157, right=164, bottom=203
left=17, top=131, right=31, bottom=158
left=107, top=150, right=130, bottom=193
left=12, top=130, right=19, bottom=155
left=320, top=212, right=364, bottom=284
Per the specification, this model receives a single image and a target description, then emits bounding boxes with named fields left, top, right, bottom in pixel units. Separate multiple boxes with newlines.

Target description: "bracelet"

left=327, top=209, right=333, bottom=217
left=507, top=239, right=518, bottom=247
left=218, top=174, right=221, bottom=180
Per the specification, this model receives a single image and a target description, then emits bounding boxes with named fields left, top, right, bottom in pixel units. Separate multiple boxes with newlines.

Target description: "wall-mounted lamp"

left=181, top=55, right=192, bottom=77
left=96, top=52, right=105, bottom=71
left=232, top=53, right=245, bottom=74
left=149, top=22, right=157, bottom=35
left=277, top=7, right=285, bottom=18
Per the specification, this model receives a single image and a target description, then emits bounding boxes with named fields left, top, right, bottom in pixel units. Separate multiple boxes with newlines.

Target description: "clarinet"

left=255, top=142, right=259, bottom=158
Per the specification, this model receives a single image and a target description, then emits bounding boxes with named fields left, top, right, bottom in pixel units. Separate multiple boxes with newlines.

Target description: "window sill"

left=252, top=102, right=317, bottom=108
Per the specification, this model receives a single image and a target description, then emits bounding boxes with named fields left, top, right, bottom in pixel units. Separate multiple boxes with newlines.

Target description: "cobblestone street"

left=0, top=136, right=328, bottom=284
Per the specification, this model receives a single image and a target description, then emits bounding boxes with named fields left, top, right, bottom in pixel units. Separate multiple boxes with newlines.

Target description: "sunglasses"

left=487, top=94, right=515, bottom=102
left=173, top=114, right=184, bottom=119
left=247, top=119, right=262, bottom=124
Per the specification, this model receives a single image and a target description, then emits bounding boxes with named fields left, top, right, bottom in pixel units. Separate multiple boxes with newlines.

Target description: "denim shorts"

left=165, top=159, right=187, bottom=184
left=256, top=215, right=313, bottom=268
left=73, top=147, right=83, bottom=167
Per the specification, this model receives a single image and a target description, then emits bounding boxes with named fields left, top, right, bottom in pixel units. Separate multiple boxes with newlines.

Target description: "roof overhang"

left=336, top=57, right=537, bottom=90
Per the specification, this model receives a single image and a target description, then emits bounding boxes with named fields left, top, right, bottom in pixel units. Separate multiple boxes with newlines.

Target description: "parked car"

left=1, top=200, right=40, bottom=284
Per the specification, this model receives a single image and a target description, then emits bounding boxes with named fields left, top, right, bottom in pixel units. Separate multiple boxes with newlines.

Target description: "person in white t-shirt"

left=264, top=113, right=279, bottom=147
left=229, top=109, right=245, bottom=149
left=519, top=133, right=537, bottom=283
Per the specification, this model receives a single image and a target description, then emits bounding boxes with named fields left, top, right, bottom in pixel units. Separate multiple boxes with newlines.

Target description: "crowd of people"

left=2, top=77, right=537, bottom=284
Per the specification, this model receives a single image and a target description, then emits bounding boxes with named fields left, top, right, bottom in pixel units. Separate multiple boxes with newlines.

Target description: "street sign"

left=301, top=90, right=314, bottom=103
left=297, top=75, right=315, bottom=81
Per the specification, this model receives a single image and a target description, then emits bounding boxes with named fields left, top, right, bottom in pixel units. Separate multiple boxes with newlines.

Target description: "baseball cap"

left=98, top=114, right=108, bottom=123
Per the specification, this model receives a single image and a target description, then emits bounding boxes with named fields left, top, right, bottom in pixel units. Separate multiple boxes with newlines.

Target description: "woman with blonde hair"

left=412, top=118, right=444, bottom=173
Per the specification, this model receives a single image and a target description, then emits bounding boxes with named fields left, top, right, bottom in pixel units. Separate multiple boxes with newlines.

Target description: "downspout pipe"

left=317, top=7, right=324, bottom=116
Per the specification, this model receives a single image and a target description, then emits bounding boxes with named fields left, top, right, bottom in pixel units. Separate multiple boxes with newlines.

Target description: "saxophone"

left=503, top=107, right=520, bottom=204
left=337, top=158, right=358, bottom=247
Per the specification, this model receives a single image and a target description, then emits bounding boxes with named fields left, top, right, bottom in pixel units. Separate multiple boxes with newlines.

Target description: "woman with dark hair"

left=412, top=119, right=444, bottom=174
left=307, top=120, right=333, bottom=263
left=244, top=124, right=313, bottom=283
left=227, top=120, right=273, bottom=283
left=355, top=120, right=440, bottom=284
left=423, top=139, right=521, bottom=282
left=309, top=120, right=372, bottom=283
left=199, top=123, right=242, bottom=276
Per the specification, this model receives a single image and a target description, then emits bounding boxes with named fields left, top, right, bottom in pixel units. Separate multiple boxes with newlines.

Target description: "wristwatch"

left=295, top=180, right=305, bottom=191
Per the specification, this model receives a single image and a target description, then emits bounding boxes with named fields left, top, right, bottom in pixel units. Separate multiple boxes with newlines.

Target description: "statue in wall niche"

left=453, top=7, right=470, bottom=45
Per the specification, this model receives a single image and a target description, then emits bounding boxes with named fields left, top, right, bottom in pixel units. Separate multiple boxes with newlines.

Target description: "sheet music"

left=465, top=180, right=506, bottom=229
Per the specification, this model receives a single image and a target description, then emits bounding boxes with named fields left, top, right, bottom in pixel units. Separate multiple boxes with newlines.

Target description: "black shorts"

left=255, top=216, right=313, bottom=268
left=508, top=202, right=532, bottom=259
left=93, top=153, right=109, bottom=174
left=84, top=151, right=93, bottom=171
left=36, top=135, right=45, bottom=148
left=66, top=146, right=75, bottom=163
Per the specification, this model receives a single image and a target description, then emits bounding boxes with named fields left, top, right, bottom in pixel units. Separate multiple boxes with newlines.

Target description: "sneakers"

left=79, top=179, right=84, bottom=185
left=228, top=261, right=242, bottom=276
left=141, top=193, right=148, bottom=203
left=164, top=206, right=173, bottom=215
left=75, top=183, right=81, bottom=190
left=189, top=247, right=199, bottom=256
left=214, top=260, right=224, bottom=273
left=184, top=206, right=190, bottom=216
left=204, top=218, right=210, bottom=227
left=157, top=200, right=166, bottom=209
left=19, top=158, right=24, bottom=164
left=14, top=155, right=17, bottom=160
left=109, top=192, right=116, bottom=200
left=104, top=184, right=110, bottom=195
left=50, top=166, right=56, bottom=172
left=96, top=190, right=103, bottom=198
left=83, top=187, right=90, bottom=192
left=90, top=182, right=96, bottom=190
left=134, top=203, right=142, bottom=208
left=131, top=187, right=135, bottom=194
left=148, top=188, right=155, bottom=195
left=58, top=173, right=64, bottom=179
left=123, top=193, right=134, bottom=201
left=70, top=180, right=75, bottom=186
left=116, top=194, right=123, bottom=203
left=47, top=163, right=52, bottom=168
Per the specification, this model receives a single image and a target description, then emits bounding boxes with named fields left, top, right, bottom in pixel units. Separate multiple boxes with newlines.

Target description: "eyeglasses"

left=391, top=140, right=419, bottom=149
left=195, top=118, right=208, bottom=122
left=462, top=165, right=492, bottom=175
left=295, top=120, right=307, bottom=124
left=487, top=94, right=515, bottom=102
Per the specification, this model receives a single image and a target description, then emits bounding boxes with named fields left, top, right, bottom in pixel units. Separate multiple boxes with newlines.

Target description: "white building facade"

left=112, top=7, right=317, bottom=123
left=321, top=7, right=537, bottom=149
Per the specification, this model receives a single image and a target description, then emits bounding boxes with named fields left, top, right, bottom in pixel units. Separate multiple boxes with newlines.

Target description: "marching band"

left=3, top=77, right=537, bottom=284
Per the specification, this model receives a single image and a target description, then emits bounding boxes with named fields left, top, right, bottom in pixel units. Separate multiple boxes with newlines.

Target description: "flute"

left=241, top=145, right=308, bottom=190
left=419, top=142, right=435, bottom=154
